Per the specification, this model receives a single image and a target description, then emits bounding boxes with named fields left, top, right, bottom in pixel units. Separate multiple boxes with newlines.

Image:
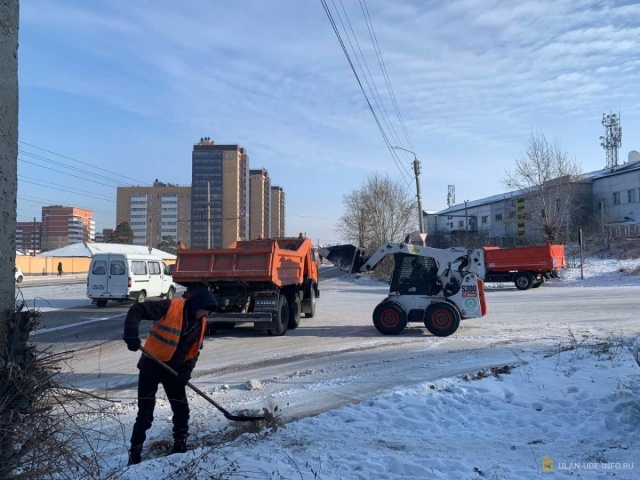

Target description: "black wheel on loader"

left=304, top=287, right=316, bottom=318
left=268, top=295, right=289, bottom=336
left=513, top=272, right=534, bottom=290
left=424, top=302, right=460, bottom=337
left=372, top=301, right=407, bottom=335
left=288, top=292, right=301, bottom=329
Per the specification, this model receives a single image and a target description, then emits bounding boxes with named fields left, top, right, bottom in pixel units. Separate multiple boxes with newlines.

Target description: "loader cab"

left=391, top=253, right=440, bottom=296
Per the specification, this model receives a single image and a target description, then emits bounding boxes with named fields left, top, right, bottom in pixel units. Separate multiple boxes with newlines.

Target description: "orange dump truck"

left=172, top=236, right=320, bottom=336
left=471, top=244, right=566, bottom=290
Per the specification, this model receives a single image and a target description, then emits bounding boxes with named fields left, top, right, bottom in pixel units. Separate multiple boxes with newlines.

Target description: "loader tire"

left=268, top=295, right=289, bottom=336
left=514, top=272, right=534, bottom=290
left=304, top=288, right=316, bottom=318
left=372, top=301, right=407, bottom=335
left=424, top=302, right=460, bottom=337
left=288, top=292, right=301, bottom=329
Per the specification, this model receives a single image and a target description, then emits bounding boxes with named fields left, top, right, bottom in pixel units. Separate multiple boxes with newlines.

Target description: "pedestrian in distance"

left=57, top=261, right=63, bottom=276
left=122, top=288, right=218, bottom=466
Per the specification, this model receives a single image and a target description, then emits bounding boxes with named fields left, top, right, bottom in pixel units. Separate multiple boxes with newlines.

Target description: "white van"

left=87, top=253, right=176, bottom=307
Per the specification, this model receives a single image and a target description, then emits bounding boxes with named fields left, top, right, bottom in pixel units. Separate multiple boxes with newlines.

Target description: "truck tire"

left=288, top=292, right=301, bottom=329
left=513, top=272, right=534, bottom=290
left=135, top=291, right=147, bottom=303
left=304, top=288, right=316, bottom=318
left=95, top=299, right=108, bottom=308
left=424, top=302, right=460, bottom=337
left=268, top=295, right=289, bottom=336
left=372, top=301, right=407, bottom=335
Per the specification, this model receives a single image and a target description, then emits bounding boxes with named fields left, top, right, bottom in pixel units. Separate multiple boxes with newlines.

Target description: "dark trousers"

left=130, top=361, right=190, bottom=447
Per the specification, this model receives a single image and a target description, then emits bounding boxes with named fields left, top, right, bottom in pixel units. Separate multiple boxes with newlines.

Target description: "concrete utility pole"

left=392, top=146, right=425, bottom=234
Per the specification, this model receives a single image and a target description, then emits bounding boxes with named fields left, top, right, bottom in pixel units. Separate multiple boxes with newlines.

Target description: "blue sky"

left=17, top=0, right=640, bottom=245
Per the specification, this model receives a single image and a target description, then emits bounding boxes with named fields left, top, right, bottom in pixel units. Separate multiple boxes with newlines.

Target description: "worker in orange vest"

left=123, top=289, right=218, bottom=465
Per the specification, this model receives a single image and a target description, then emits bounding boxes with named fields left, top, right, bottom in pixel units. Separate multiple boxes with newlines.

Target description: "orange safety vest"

left=143, top=300, right=206, bottom=361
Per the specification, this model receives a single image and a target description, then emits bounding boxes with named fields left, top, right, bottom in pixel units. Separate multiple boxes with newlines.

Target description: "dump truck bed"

left=172, top=237, right=315, bottom=287
left=482, top=244, right=566, bottom=272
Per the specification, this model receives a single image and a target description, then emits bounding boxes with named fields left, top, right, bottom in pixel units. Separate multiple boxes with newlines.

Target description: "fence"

left=15, top=256, right=92, bottom=276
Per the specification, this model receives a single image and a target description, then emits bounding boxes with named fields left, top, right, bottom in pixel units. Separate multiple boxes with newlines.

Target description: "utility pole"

left=464, top=200, right=469, bottom=245
left=392, top=146, right=425, bottom=234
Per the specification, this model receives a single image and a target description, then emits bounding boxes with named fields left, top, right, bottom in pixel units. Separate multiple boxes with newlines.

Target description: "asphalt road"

left=24, top=270, right=640, bottom=424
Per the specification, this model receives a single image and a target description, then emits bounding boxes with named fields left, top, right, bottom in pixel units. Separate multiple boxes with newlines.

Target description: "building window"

left=613, top=192, right=621, bottom=205
left=458, top=220, right=464, bottom=227
left=628, top=189, right=637, bottom=203
left=495, top=213, right=503, bottom=221
left=508, top=211, right=516, bottom=219
left=481, top=216, right=488, bottom=224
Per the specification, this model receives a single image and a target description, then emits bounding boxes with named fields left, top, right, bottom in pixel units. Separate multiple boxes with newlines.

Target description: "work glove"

left=177, top=370, right=191, bottom=387
left=124, top=336, right=141, bottom=352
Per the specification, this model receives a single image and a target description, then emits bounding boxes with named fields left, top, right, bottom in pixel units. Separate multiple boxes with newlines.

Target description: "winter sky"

left=16, top=0, right=640, bottom=244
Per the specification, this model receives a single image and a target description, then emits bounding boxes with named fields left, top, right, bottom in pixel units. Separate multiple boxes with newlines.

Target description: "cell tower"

left=600, top=112, right=622, bottom=168
left=447, top=185, right=455, bottom=207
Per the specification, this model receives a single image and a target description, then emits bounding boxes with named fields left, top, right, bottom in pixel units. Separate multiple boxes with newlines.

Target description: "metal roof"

left=37, top=242, right=176, bottom=259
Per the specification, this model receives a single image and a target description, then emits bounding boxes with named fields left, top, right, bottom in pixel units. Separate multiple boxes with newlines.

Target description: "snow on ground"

left=26, top=258, right=640, bottom=479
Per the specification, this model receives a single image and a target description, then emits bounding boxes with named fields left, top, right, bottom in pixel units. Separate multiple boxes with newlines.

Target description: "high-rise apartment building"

left=16, top=220, right=41, bottom=254
left=270, top=186, right=285, bottom=237
left=41, top=206, right=95, bottom=250
left=116, top=180, right=191, bottom=247
left=249, top=168, right=271, bottom=239
left=191, top=137, right=249, bottom=248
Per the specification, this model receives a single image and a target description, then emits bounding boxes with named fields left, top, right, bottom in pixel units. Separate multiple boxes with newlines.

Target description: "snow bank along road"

left=26, top=266, right=640, bottom=426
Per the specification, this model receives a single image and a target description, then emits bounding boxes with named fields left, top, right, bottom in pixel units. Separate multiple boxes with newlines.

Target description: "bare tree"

left=502, top=130, right=582, bottom=243
left=336, top=172, right=416, bottom=250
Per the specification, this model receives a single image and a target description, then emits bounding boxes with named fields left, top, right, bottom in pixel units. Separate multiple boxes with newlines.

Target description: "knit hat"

left=187, top=289, right=218, bottom=318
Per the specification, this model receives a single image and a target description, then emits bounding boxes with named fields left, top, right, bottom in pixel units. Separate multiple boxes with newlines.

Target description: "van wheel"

left=166, top=287, right=175, bottom=299
left=135, top=291, right=146, bottom=303
left=96, top=299, right=108, bottom=308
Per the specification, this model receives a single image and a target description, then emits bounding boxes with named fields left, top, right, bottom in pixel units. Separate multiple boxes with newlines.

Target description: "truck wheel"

left=166, top=287, right=175, bottom=299
left=372, top=301, right=407, bottom=335
left=268, top=295, right=289, bottom=336
left=531, top=278, right=544, bottom=288
left=135, top=291, right=147, bottom=303
left=96, top=299, right=108, bottom=308
left=514, top=272, right=534, bottom=290
left=288, top=293, right=301, bottom=329
left=304, top=288, right=316, bottom=318
left=424, top=303, right=460, bottom=337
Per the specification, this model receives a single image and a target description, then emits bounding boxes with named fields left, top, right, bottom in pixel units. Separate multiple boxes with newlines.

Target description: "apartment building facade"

left=270, top=186, right=285, bottom=237
left=249, top=168, right=271, bottom=239
left=191, top=137, right=249, bottom=248
left=116, top=180, right=191, bottom=248
left=41, top=205, right=95, bottom=251
left=16, top=220, right=41, bottom=254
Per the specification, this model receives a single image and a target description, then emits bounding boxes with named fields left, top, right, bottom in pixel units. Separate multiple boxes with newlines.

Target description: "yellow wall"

left=15, top=256, right=92, bottom=276
left=15, top=256, right=176, bottom=276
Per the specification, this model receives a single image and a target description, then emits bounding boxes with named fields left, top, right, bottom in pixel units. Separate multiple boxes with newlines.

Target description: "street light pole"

left=392, top=146, right=425, bottom=234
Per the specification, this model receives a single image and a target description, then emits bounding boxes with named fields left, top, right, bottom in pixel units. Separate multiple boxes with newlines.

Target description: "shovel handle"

left=138, top=346, right=265, bottom=422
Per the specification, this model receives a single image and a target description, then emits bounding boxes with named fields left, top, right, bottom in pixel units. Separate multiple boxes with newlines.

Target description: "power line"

left=321, top=0, right=413, bottom=190
left=18, top=140, right=147, bottom=185
left=18, top=175, right=115, bottom=202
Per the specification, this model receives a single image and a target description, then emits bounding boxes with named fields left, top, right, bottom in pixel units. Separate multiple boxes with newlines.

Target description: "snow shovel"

left=139, top=346, right=266, bottom=422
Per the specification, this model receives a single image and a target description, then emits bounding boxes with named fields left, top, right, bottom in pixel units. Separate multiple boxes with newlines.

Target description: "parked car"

left=15, top=267, right=24, bottom=283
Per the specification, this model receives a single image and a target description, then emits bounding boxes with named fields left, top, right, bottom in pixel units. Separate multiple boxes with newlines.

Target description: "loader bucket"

left=318, top=244, right=368, bottom=273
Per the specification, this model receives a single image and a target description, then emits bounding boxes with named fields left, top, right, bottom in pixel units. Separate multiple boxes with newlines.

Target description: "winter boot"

left=128, top=444, right=143, bottom=466
left=171, top=437, right=188, bottom=454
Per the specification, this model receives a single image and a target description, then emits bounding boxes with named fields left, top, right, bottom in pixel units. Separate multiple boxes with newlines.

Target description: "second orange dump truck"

left=172, top=236, right=320, bottom=336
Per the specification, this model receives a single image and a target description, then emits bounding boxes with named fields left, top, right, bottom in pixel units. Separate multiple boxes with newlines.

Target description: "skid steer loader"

left=319, top=239, right=487, bottom=337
